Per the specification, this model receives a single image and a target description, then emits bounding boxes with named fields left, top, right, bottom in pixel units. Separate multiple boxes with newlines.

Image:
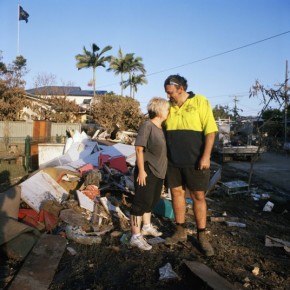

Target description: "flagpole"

left=17, top=4, right=20, bottom=56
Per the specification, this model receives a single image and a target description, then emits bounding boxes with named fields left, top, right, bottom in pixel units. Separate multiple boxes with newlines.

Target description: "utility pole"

left=284, top=60, right=289, bottom=145
left=232, top=95, right=239, bottom=121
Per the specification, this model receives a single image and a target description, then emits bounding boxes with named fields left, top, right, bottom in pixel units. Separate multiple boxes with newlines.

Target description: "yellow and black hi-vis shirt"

left=164, top=92, right=218, bottom=168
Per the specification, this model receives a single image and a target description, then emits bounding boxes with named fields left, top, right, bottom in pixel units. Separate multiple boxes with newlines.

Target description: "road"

left=224, top=151, right=290, bottom=198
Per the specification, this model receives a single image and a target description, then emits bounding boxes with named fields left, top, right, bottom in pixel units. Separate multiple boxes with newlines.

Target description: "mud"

left=2, top=161, right=290, bottom=290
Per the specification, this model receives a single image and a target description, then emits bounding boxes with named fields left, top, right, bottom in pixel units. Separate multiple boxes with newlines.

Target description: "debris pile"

left=1, top=130, right=289, bottom=289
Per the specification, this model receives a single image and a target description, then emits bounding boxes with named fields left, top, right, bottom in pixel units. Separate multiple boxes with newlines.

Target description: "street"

left=225, top=151, right=290, bottom=197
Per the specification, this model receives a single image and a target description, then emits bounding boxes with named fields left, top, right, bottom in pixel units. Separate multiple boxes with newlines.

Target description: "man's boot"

left=165, top=224, right=187, bottom=245
left=197, top=230, right=214, bottom=257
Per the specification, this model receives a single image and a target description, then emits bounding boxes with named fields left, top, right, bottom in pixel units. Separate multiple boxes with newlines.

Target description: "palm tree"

left=75, top=43, right=112, bottom=97
left=125, top=55, right=146, bottom=98
left=122, top=74, right=148, bottom=99
left=107, top=48, right=134, bottom=96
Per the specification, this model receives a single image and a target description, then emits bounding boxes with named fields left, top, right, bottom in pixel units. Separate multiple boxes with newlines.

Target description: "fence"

left=0, top=122, right=81, bottom=151
left=0, top=121, right=81, bottom=138
left=0, top=121, right=82, bottom=171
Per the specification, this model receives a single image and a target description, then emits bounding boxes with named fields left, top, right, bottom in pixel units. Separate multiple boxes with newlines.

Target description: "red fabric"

left=98, top=153, right=111, bottom=169
left=18, top=208, right=58, bottom=231
left=108, top=156, right=128, bottom=173
left=81, top=184, right=100, bottom=200
left=43, top=211, right=58, bottom=231
left=79, top=163, right=94, bottom=174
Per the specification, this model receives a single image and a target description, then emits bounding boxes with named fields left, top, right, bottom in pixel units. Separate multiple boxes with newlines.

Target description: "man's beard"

left=169, top=98, right=177, bottom=104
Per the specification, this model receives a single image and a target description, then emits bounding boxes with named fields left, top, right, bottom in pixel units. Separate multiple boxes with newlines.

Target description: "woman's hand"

left=137, top=170, right=147, bottom=186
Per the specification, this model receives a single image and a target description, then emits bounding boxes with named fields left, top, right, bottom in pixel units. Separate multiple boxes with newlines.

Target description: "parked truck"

left=214, top=118, right=266, bottom=162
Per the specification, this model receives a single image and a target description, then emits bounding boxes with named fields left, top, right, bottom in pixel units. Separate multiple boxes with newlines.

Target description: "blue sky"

left=1, top=0, right=289, bottom=116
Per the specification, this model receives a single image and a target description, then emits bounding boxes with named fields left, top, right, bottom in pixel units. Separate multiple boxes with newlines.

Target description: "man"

left=163, top=74, right=218, bottom=257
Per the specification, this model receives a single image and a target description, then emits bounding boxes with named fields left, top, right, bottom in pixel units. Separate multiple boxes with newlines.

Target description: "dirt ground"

left=1, top=160, right=290, bottom=290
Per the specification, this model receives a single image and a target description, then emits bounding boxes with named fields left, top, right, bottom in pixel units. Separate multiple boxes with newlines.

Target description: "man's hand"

left=198, top=155, right=211, bottom=170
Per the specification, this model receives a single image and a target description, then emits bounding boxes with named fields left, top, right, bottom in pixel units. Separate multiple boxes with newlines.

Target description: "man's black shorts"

left=166, top=163, right=210, bottom=192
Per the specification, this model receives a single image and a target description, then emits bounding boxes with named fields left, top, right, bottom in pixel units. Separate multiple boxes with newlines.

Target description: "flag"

left=19, top=6, right=29, bottom=23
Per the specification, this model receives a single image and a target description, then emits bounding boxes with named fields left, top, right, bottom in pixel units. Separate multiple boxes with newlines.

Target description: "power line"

left=97, top=30, right=290, bottom=89
left=209, top=92, right=249, bottom=99
left=146, top=30, right=290, bottom=77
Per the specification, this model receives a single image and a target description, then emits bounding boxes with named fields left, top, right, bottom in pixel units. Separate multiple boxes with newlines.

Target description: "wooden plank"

left=9, top=234, right=67, bottom=290
left=183, top=260, right=237, bottom=290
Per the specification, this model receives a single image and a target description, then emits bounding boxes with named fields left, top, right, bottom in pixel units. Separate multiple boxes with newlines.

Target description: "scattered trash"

left=120, top=233, right=130, bottom=244
left=110, top=231, right=122, bottom=238
left=251, top=191, right=271, bottom=201
left=261, top=193, right=271, bottom=199
left=265, top=235, right=290, bottom=247
left=183, top=260, right=236, bottom=289
left=159, top=263, right=179, bottom=280
left=206, top=164, right=222, bottom=195
left=252, top=266, right=259, bottom=276
left=186, top=228, right=197, bottom=235
left=147, top=237, right=166, bottom=245
left=153, top=198, right=175, bottom=219
left=225, top=221, right=246, bottom=228
left=59, top=208, right=90, bottom=227
left=67, top=246, right=77, bottom=256
left=65, top=225, right=102, bottom=245
left=243, top=277, right=251, bottom=288
left=20, top=171, right=69, bottom=212
left=251, top=192, right=261, bottom=201
left=77, top=190, right=95, bottom=212
left=210, top=216, right=239, bottom=222
left=185, top=197, right=193, bottom=204
left=263, top=201, right=274, bottom=212
left=221, top=180, right=249, bottom=195
left=100, top=197, right=130, bottom=223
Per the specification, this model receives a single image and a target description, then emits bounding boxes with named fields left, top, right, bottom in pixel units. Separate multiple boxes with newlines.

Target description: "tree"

left=262, top=108, right=283, bottom=122
left=75, top=43, right=112, bottom=97
left=122, top=73, right=148, bottom=99
left=212, top=105, right=231, bottom=120
left=90, top=94, right=145, bottom=131
left=107, top=48, right=134, bottom=96
left=0, top=53, right=30, bottom=120
left=123, top=55, right=146, bottom=98
left=250, top=79, right=288, bottom=144
left=33, top=72, right=57, bottom=89
left=245, top=79, right=288, bottom=187
left=30, top=73, right=80, bottom=122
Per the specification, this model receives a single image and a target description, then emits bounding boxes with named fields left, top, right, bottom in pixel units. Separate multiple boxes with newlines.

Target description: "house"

left=26, top=86, right=107, bottom=111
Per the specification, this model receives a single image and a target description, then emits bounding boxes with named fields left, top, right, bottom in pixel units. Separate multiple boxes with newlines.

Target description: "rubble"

left=1, top=129, right=289, bottom=289
left=1, top=130, right=138, bottom=258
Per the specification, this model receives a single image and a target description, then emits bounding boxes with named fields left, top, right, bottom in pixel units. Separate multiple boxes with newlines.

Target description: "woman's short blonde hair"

left=147, top=97, right=169, bottom=119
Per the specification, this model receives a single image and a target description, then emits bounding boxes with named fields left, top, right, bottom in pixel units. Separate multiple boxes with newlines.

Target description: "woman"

left=130, top=97, right=169, bottom=250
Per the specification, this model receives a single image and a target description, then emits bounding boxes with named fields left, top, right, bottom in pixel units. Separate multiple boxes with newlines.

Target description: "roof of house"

left=26, top=86, right=107, bottom=97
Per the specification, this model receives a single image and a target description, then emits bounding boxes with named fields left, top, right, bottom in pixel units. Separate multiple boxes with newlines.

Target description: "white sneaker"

left=141, top=224, right=162, bottom=237
left=130, top=235, right=152, bottom=251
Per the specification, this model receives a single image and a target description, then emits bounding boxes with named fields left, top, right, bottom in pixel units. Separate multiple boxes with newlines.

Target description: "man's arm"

left=199, top=132, right=216, bottom=170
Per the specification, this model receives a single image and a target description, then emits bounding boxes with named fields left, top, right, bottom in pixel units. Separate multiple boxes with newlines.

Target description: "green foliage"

left=75, top=43, right=112, bottom=96
left=0, top=54, right=30, bottom=120
left=107, top=48, right=135, bottom=96
left=91, top=94, right=145, bottom=131
left=109, top=48, right=147, bottom=98
left=212, top=105, right=232, bottom=120
left=122, top=74, right=147, bottom=99
left=262, top=108, right=283, bottom=121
